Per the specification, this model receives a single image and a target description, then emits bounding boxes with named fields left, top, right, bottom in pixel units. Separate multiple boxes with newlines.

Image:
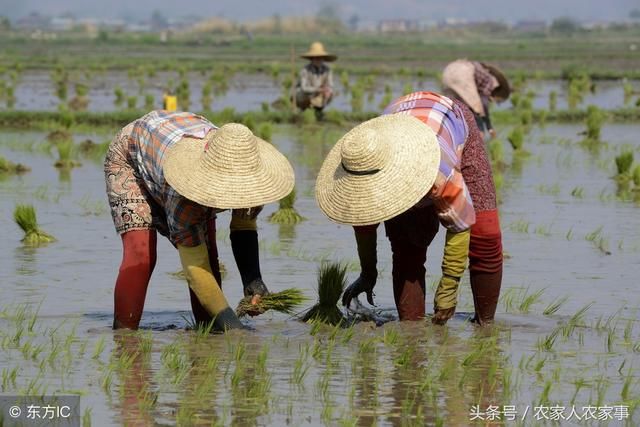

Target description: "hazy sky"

left=2, top=0, right=638, bottom=22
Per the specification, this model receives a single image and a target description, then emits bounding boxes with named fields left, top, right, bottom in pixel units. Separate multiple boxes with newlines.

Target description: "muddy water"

left=0, top=124, right=639, bottom=426
left=11, top=71, right=640, bottom=113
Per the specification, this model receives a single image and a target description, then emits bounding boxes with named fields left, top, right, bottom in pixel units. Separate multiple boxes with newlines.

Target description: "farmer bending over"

left=104, top=110, right=294, bottom=330
left=316, top=92, right=503, bottom=325
left=442, top=60, right=510, bottom=139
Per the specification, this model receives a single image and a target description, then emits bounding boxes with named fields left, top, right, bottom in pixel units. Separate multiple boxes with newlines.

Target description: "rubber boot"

left=470, top=270, right=502, bottom=325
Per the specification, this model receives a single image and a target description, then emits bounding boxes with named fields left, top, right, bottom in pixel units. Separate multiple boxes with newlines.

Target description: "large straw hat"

left=481, top=62, right=511, bottom=101
left=163, top=123, right=295, bottom=209
left=441, top=59, right=485, bottom=116
left=301, top=41, right=337, bottom=62
left=315, top=114, right=440, bottom=226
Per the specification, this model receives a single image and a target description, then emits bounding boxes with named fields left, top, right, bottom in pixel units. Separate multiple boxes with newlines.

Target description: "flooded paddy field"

left=1, top=117, right=639, bottom=425
left=10, top=70, right=640, bottom=113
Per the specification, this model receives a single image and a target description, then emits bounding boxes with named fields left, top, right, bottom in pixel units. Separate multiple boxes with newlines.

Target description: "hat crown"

left=340, top=127, right=388, bottom=174
left=204, top=123, right=260, bottom=173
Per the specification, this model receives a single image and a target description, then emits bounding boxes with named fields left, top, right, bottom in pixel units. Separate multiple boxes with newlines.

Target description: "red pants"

left=113, top=218, right=221, bottom=329
left=387, top=209, right=502, bottom=321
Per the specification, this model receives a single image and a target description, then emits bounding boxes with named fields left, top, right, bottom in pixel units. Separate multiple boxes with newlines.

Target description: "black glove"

left=342, top=273, right=376, bottom=308
left=230, top=230, right=263, bottom=291
left=243, top=278, right=270, bottom=298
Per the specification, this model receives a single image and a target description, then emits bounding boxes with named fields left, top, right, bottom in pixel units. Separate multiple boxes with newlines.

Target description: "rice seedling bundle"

left=585, top=105, right=605, bottom=140
left=300, top=262, right=347, bottom=326
left=54, top=139, right=81, bottom=169
left=0, top=156, right=29, bottom=174
left=632, top=165, right=640, bottom=188
left=269, top=189, right=305, bottom=224
left=236, top=288, right=307, bottom=317
left=615, top=151, right=634, bottom=177
left=507, top=127, right=524, bottom=151
left=14, top=204, right=56, bottom=245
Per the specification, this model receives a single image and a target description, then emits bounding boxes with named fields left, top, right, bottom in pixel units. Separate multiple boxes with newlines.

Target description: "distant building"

left=378, top=19, right=419, bottom=33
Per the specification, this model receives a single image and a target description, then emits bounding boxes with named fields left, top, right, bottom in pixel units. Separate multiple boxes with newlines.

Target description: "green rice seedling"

left=144, top=93, right=154, bottom=110
left=621, top=370, right=633, bottom=401
left=507, top=126, right=524, bottom=151
left=585, top=225, right=604, bottom=242
left=402, top=82, right=413, bottom=96
left=324, top=109, right=345, bottom=125
left=54, top=138, right=80, bottom=168
left=14, top=204, right=56, bottom=246
left=616, top=150, right=633, bottom=177
left=340, top=70, right=349, bottom=91
left=300, top=262, right=347, bottom=326
left=518, top=287, right=545, bottom=313
left=548, top=90, right=557, bottom=111
left=623, top=81, right=634, bottom=105
left=632, top=165, right=640, bottom=187
left=301, top=108, right=316, bottom=125
left=378, top=84, right=393, bottom=110
left=382, top=327, right=399, bottom=347
left=508, top=219, right=530, bottom=234
left=126, top=96, right=137, bottom=110
left=256, top=122, right=273, bottom=141
left=606, top=329, right=615, bottom=353
left=269, top=188, right=305, bottom=224
left=350, top=85, right=364, bottom=113
left=236, top=288, right=307, bottom=317
left=571, top=186, right=584, bottom=198
left=537, top=327, right=561, bottom=351
left=488, top=138, right=505, bottom=165
left=113, top=86, right=125, bottom=107
left=0, top=155, right=30, bottom=174
left=82, top=407, right=92, bottom=427
left=584, top=105, right=605, bottom=140
left=543, top=296, right=569, bottom=316
left=92, top=336, right=106, bottom=360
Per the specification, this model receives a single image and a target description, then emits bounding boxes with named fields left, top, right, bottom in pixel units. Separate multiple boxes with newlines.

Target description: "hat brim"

left=301, top=54, right=337, bottom=62
left=482, top=63, right=511, bottom=101
left=315, top=115, right=440, bottom=226
left=163, top=134, right=295, bottom=209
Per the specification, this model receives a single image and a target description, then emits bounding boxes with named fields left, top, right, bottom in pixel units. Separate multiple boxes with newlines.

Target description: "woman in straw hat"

left=316, top=92, right=502, bottom=325
left=442, top=59, right=511, bottom=139
left=104, top=110, right=294, bottom=331
left=294, top=41, right=337, bottom=120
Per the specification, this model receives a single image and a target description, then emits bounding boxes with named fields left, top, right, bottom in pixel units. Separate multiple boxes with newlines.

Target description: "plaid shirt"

left=128, top=110, right=217, bottom=247
left=383, top=91, right=476, bottom=232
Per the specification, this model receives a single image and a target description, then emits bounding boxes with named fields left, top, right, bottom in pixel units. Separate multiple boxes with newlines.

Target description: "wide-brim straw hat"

left=481, top=62, right=511, bottom=101
left=442, top=59, right=485, bottom=116
left=315, top=114, right=440, bottom=226
left=163, top=123, right=295, bottom=209
left=301, top=41, right=337, bottom=62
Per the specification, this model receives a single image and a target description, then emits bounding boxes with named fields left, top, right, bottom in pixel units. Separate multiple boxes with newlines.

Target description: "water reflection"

left=110, top=333, right=157, bottom=427
left=14, top=245, right=38, bottom=276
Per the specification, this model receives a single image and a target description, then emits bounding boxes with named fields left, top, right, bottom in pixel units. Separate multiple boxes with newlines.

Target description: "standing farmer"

left=104, top=110, right=294, bottom=331
left=442, top=60, right=510, bottom=139
left=316, top=92, right=502, bottom=325
left=294, top=41, right=336, bottom=120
